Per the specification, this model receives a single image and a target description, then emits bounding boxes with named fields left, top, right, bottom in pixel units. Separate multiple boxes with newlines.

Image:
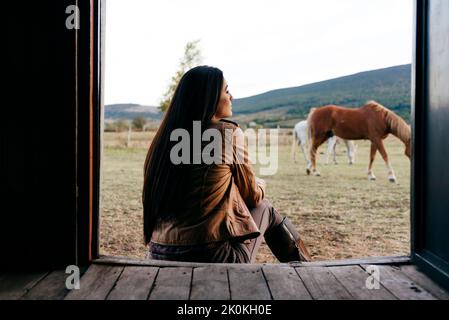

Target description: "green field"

left=100, top=131, right=410, bottom=263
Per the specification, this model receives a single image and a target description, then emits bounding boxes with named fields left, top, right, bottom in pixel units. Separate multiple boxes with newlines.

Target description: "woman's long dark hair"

left=143, top=66, right=224, bottom=244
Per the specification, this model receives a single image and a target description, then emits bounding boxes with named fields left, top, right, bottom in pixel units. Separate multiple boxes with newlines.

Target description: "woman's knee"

left=251, top=199, right=283, bottom=231
left=250, top=199, right=271, bottom=217
left=259, top=198, right=272, bottom=210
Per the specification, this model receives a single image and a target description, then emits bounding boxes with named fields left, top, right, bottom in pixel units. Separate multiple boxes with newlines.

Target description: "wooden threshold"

left=3, top=260, right=448, bottom=300
left=93, top=255, right=411, bottom=268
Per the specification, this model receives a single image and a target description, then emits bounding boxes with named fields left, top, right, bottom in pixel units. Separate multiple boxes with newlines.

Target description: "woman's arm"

left=232, top=127, right=266, bottom=208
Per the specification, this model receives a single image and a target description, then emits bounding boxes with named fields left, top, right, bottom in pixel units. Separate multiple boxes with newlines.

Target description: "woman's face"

left=212, top=79, right=233, bottom=121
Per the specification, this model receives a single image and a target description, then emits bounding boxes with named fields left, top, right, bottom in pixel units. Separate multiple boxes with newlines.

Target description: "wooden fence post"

left=127, top=123, right=132, bottom=148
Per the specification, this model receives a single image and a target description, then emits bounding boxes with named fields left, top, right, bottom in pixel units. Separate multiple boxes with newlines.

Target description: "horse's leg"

left=325, top=139, right=330, bottom=165
left=310, top=136, right=327, bottom=176
left=333, top=139, right=338, bottom=164
left=291, top=132, right=298, bottom=163
left=352, top=141, right=358, bottom=164
left=306, top=138, right=312, bottom=175
left=325, top=138, right=332, bottom=165
left=377, top=140, right=397, bottom=183
left=368, top=143, right=377, bottom=181
left=345, top=140, right=355, bottom=165
left=300, top=141, right=310, bottom=167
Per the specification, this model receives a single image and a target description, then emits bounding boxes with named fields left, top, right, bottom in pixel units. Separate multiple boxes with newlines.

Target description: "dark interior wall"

left=424, top=0, right=449, bottom=264
left=2, top=2, right=78, bottom=270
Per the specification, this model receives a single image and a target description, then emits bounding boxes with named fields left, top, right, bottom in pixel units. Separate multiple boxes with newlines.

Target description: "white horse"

left=292, top=120, right=357, bottom=167
left=326, top=136, right=358, bottom=165
left=291, top=120, right=310, bottom=165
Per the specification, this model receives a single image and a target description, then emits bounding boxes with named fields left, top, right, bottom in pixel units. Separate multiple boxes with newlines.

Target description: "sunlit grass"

left=100, top=133, right=410, bottom=263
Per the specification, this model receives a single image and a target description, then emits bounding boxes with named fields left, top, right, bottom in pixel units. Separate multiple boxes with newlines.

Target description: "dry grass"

left=100, top=131, right=410, bottom=263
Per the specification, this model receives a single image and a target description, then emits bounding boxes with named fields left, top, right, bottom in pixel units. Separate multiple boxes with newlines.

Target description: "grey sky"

left=105, top=0, right=413, bottom=106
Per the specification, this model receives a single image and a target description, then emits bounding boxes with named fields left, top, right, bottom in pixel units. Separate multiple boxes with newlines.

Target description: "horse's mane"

left=365, top=101, right=411, bottom=143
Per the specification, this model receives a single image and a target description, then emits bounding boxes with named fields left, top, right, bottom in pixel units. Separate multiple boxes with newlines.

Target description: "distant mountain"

left=232, top=64, right=411, bottom=125
left=104, top=103, right=162, bottom=120
left=105, top=64, right=411, bottom=127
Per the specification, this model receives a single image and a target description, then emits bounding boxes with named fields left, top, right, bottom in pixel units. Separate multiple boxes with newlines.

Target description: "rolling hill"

left=232, top=64, right=411, bottom=126
left=104, top=103, right=162, bottom=121
left=105, top=64, right=411, bottom=127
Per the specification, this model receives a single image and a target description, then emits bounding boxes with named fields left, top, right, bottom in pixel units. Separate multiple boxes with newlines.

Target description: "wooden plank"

left=297, top=256, right=410, bottom=267
left=148, top=267, right=192, bottom=300
left=399, top=265, right=449, bottom=300
left=65, top=264, right=123, bottom=300
left=0, top=271, right=48, bottom=300
left=94, top=255, right=410, bottom=268
left=360, top=265, right=436, bottom=300
left=21, top=270, right=70, bottom=300
left=190, top=266, right=230, bottom=300
left=295, top=267, right=352, bottom=300
left=329, top=265, right=396, bottom=300
left=107, top=266, right=158, bottom=300
left=95, top=256, right=286, bottom=268
left=263, top=266, right=312, bottom=300
left=228, top=265, right=271, bottom=300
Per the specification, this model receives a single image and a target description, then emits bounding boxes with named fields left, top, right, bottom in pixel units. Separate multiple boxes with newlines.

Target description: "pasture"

left=100, top=130, right=410, bottom=263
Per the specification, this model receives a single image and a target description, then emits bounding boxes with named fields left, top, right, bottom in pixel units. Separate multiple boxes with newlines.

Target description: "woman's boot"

left=264, top=217, right=312, bottom=262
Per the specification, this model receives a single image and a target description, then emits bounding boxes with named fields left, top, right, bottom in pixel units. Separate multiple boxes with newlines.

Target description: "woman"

left=143, top=65, right=311, bottom=263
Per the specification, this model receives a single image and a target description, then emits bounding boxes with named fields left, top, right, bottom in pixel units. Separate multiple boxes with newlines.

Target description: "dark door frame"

left=411, top=0, right=449, bottom=290
left=76, top=0, right=104, bottom=266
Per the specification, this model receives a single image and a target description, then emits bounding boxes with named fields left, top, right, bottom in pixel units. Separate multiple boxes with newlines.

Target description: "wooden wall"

left=2, top=2, right=80, bottom=270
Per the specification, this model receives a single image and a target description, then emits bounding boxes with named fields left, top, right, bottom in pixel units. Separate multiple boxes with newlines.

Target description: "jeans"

left=149, top=199, right=283, bottom=263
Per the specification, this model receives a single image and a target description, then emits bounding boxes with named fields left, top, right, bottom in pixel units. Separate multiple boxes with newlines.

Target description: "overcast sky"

left=105, top=0, right=413, bottom=106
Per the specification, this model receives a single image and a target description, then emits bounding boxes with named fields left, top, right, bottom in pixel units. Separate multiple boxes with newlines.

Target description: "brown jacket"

left=150, top=119, right=265, bottom=245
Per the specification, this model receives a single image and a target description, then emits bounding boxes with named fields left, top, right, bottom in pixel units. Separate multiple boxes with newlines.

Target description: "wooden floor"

left=1, top=256, right=448, bottom=300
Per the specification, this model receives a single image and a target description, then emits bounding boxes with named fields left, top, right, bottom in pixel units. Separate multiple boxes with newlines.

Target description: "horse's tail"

left=306, top=108, right=314, bottom=143
left=307, top=107, right=317, bottom=137
left=307, top=107, right=317, bottom=123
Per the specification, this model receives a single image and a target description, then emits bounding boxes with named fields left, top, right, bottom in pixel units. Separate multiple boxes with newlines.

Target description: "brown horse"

left=307, top=101, right=411, bottom=182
